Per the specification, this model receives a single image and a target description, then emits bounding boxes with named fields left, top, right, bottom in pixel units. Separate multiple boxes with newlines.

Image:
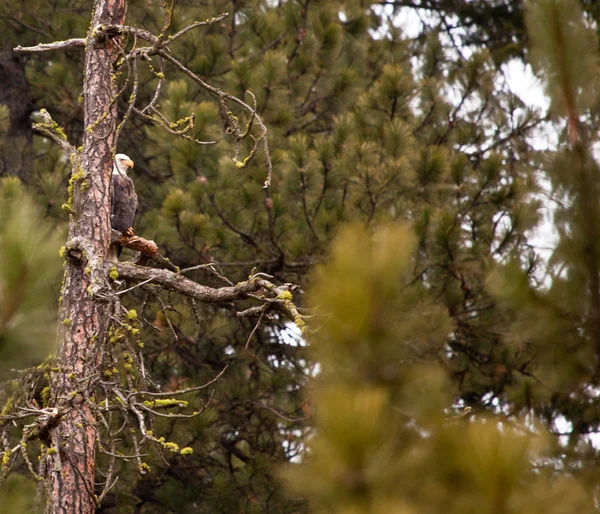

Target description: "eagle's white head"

left=113, top=154, right=134, bottom=176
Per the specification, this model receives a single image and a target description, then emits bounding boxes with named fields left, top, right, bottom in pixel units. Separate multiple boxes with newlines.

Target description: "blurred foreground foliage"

left=0, top=474, right=36, bottom=514
left=0, top=177, right=61, bottom=378
left=286, top=225, right=593, bottom=513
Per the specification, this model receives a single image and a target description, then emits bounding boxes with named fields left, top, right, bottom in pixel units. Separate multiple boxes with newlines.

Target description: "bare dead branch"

left=98, top=25, right=159, bottom=45
left=13, top=38, right=86, bottom=53
left=111, top=37, right=138, bottom=156
left=136, top=404, right=204, bottom=418
left=252, top=401, right=306, bottom=423
left=141, top=57, right=165, bottom=114
left=166, top=12, right=229, bottom=45
left=114, top=263, right=257, bottom=302
left=155, top=294, right=179, bottom=342
left=156, top=50, right=274, bottom=187
left=114, top=261, right=305, bottom=331
left=180, top=263, right=234, bottom=286
left=31, top=109, right=77, bottom=161
left=245, top=306, right=268, bottom=348
left=134, top=365, right=228, bottom=398
left=237, top=305, right=268, bottom=318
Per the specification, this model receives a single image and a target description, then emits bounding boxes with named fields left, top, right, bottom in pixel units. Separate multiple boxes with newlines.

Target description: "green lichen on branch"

left=1, top=397, right=14, bottom=417
left=276, top=290, right=293, bottom=301
left=109, top=327, right=124, bottom=344
left=163, top=441, right=179, bottom=452
left=85, top=111, right=109, bottom=133
left=142, top=398, right=188, bottom=409
left=1, top=450, right=11, bottom=469
left=145, top=433, right=193, bottom=455
left=293, top=316, right=306, bottom=334
left=233, top=156, right=250, bottom=169
left=40, top=387, right=51, bottom=407
left=62, top=166, right=86, bottom=215
left=32, top=108, right=67, bottom=141
left=147, top=61, right=164, bottom=80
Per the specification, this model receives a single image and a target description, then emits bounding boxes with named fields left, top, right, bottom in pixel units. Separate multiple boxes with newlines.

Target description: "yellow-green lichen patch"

left=62, top=167, right=86, bottom=216
left=109, top=267, right=119, bottom=280
left=41, top=387, right=51, bottom=407
left=276, top=290, right=293, bottom=301
left=163, top=442, right=179, bottom=453
left=61, top=202, right=74, bottom=214
left=142, top=398, right=188, bottom=409
left=294, top=316, right=306, bottom=334
left=233, top=156, right=250, bottom=169
left=33, top=109, right=68, bottom=141
left=180, top=447, right=193, bottom=455
left=1, top=450, right=12, bottom=469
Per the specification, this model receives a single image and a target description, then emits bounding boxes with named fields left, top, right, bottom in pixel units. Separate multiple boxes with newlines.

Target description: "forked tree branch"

left=31, top=109, right=77, bottom=161
left=13, top=13, right=228, bottom=54
left=112, top=262, right=304, bottom=330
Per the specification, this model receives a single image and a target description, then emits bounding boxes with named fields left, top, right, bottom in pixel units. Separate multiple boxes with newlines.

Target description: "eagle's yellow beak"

left=124, top=159, right=134, bottom=168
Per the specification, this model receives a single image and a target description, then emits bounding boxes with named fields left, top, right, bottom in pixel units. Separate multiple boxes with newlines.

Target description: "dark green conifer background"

left=2, top=0, right=600, bottom=511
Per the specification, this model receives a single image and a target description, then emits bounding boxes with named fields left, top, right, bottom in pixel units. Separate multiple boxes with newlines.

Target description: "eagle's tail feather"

left=107, top=245, right=119, bottom=263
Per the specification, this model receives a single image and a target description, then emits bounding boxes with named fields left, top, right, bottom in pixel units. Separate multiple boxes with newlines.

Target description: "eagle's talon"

left=125, top=227, right=135, bottom=238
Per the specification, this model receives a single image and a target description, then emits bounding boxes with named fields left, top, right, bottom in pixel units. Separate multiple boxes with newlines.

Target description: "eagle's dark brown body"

left=110, top=172, right=138, bottom=258
left=111, top=172, right=138, bottom=234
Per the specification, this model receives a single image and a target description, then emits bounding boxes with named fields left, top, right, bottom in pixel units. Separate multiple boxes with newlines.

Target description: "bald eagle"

left=109, top=153, right=138, bottom=260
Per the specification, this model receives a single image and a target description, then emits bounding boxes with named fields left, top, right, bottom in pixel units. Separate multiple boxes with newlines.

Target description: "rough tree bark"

left=45, top=1, right=126, bottom=512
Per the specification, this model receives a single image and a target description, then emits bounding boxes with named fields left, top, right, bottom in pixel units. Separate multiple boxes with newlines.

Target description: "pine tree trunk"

left=44, top=1, right=126, bottom=512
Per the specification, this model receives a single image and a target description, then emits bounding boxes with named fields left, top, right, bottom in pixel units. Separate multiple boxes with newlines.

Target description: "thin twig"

left=135, top=365, right=228, bottom=398
left=245, top=306, right=268, bottom=348
left=166, top=12, right=229, bottom=45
